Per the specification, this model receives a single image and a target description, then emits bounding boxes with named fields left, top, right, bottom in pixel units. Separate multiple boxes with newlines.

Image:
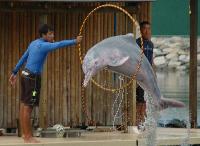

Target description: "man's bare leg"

left=136, top=102, right=146, bottom=126
left=20, top=103, right=24, bottom=138
left=23, top=105, right=39, bottom=143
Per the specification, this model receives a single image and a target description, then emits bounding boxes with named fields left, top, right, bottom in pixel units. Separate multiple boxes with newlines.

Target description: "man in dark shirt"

left=136, top=21, right=154, bottom=126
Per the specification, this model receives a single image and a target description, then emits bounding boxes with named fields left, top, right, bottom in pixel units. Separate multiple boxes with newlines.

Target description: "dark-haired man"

left=136, top=21, right=154, bottom=127
left=9, top=24, right=82, bottom=143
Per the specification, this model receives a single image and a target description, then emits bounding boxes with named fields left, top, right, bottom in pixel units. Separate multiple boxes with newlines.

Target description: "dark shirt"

left=136, top=37, right=154, bottom=65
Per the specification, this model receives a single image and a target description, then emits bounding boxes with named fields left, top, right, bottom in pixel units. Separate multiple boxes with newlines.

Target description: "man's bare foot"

left=24, top=137, right=40, bottom=143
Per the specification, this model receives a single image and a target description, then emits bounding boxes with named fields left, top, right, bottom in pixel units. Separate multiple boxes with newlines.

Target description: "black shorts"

left=21, top=70, right=41, bottom=107
left=136, top=86, right=145, bottom=103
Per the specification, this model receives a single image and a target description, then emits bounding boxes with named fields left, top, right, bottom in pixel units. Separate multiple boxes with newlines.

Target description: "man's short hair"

left=39, top=24, right=54, bottom=37
left=139, top=21, right=150, bottom=29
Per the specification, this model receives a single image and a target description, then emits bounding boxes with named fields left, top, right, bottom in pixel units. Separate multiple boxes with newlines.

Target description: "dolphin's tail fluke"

left=159, top=97, right=185, bottom=110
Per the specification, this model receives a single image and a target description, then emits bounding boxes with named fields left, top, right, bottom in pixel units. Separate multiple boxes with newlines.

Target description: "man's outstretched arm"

left=42, top=36, right=82, bottom=52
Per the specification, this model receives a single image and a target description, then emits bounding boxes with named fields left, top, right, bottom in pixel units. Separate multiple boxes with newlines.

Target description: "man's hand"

left=9, top=74, right=17, bottom=87
left=76, top=36, right=83, bottom=44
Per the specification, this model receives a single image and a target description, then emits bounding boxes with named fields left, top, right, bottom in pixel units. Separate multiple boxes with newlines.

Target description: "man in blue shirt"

left=136, top=21, right=154, bottom=127
left=9, top=24, right=82, bottom=143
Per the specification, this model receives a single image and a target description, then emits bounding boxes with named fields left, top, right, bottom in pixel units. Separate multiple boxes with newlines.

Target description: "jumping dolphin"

left=82, top=34, right=185, bottom=110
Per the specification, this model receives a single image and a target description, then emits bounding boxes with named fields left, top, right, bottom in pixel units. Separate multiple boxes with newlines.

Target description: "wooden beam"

left=189, top=0, right=198, bottom=128
left=0, top=7, right=137, bottom=14
left=0, top=1, right=138, bottom=13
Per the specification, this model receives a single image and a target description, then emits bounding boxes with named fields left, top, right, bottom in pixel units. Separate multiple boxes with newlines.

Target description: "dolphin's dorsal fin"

left=108, top=56, right=129, bottom=67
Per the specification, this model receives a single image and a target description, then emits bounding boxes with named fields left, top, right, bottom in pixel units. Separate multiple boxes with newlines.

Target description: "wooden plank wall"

left=0, top=2, right=150, bottom=128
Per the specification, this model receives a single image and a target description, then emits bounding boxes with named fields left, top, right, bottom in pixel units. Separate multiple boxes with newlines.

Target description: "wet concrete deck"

left=0, top=127, right=200, bottom=146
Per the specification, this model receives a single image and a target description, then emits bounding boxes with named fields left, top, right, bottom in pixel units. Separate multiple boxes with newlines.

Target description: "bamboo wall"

left=0, top=1, right=151, bottom=128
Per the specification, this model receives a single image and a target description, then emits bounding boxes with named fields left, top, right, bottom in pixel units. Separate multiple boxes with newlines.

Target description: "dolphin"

left=82, top=34, right=185, bottom=110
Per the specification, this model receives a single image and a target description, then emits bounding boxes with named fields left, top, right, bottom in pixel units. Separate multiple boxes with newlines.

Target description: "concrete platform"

left=0, top=128, right=200, bottom=146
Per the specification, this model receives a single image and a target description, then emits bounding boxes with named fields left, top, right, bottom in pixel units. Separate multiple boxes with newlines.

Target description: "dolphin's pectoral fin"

left=108, top=56, right=129, bottom=67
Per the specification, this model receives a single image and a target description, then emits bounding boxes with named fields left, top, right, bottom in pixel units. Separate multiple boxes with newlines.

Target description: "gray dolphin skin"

left=82, top=34, right=185, bottom=110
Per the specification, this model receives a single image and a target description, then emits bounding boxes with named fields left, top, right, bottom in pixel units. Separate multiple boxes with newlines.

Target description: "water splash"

left=111, top=75, right=124, bottom=130
left=141, top=94, right=191, bottom=146
left=110, top=78, right=191, bottom=146
left=181, top=112, right=191, bottom=146
left=112, top=90, right=124, bottom=129
left=140, top=92, right=159, bottom=146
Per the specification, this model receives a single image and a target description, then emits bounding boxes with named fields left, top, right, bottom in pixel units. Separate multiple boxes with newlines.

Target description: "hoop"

left=78, top=4, right=144, bottom=92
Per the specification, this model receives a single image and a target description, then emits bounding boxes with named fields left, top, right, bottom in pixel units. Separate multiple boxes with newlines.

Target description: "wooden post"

left=189, top=0, right=198, bottom=128
left=39, top=14, right=48, bottom=129
left=126, top=13, right=137, bottom=126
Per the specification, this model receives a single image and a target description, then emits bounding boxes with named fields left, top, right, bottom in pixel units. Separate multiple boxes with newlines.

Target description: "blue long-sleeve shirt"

left=12, top=38, right=76, bottom=75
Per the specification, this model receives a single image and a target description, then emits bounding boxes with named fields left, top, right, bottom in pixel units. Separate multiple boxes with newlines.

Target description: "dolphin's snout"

left=83, top=71, right=92, bottom=87
left=83, top=78, right=89, bottom=87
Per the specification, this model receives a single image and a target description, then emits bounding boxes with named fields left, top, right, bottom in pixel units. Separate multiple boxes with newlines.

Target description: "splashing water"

left=112, top=90, right=124, bottom=129
left=181, top=112, right=191, bottom=146
left=112, top=76, right=124, bottom=130
left=110, top=77, right=191, bottom=146
left=141, top=92, right=191, bottom=146
left=140, top=92, right=159, bottom=146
